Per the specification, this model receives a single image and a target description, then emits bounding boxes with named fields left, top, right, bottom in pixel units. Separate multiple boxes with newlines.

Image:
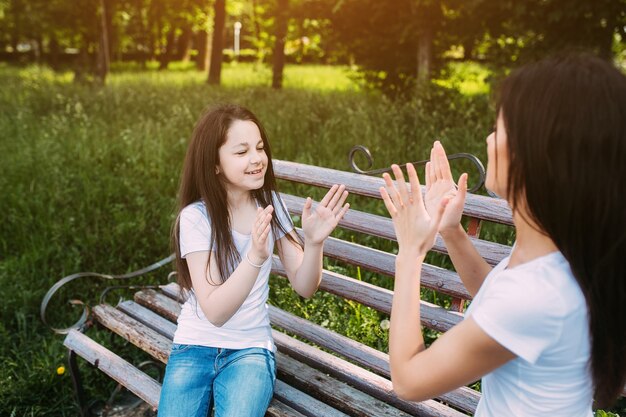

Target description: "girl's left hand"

left=380, top=164, right=448, bottom=259
left=302, top=184, right=350, bottom=245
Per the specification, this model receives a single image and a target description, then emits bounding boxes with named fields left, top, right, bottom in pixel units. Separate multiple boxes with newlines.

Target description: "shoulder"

left=180, top=201, right=210, bottom=226
left=489, top=252, right=583, bottom=314
left=468, top=252, right=585, bottom=363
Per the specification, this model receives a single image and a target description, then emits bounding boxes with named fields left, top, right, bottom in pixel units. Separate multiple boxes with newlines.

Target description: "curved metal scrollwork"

left=40, top=254, right=175, bottom=334
left=348, top=145, right=494, bottom=196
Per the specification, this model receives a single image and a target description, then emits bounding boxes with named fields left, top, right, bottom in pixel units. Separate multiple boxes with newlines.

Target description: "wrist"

left=439, top=223, right=465, bottom=240
left=247, top=250, right=269, bottom=266
left=396, top=250, right=426, bottom=265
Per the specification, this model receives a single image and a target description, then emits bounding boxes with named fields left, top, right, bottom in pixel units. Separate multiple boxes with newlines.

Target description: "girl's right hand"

left=425, top=141, right=468, bottom=233
left=248, top=205, right=274, bottom=264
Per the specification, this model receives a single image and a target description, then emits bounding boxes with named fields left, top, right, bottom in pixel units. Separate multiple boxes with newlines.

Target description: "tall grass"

left=1, top=62, right=620, bottom=416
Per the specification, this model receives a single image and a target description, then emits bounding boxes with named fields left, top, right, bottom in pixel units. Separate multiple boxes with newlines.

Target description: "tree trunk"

left=177, top=25, right=193, bottom=62
left=250, top=0, right=264, bottom=65
left=417, top=25, right=432, bottom=84
left=196, top=29, right=212, bottom=71
left=49, top=34, right=60, bottom=69
left=104, top=0, right=116, bottom=61
left=208, top=0, right=226, bottom=85
left=159, top=29, right=176, bottom=70
left=272, top=0, right=289, bottom=89
left=97, top=0, right=110, bottom=85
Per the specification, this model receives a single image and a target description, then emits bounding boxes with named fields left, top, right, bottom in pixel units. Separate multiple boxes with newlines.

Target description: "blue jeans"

left=158, top=344, right=276, bottom=417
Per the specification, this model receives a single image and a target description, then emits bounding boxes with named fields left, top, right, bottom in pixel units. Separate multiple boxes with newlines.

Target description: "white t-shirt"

left=173, top=193, right=293, bottom=352
left=465, top=251, right=593, bottom=417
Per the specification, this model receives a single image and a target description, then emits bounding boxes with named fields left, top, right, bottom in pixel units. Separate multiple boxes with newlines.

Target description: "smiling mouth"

left=245, top=168, right=263, bottom=175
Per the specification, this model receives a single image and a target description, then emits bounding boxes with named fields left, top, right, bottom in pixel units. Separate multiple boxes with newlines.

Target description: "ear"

left=215, top=166, right=220, bottom=175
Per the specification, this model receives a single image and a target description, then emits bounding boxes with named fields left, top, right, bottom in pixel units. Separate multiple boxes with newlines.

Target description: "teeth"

left=246, top=169, right=262, bottom=174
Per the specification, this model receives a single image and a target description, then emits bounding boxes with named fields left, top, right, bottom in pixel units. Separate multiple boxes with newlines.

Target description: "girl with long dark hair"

left=380, top=53, right=625, bottom=415
left=158, top=104, right=349, bottom=417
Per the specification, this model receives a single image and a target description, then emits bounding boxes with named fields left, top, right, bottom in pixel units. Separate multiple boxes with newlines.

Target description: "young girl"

left=380, top=53, right=625, bottom=415
left=158, top=104, right=349, bottom=417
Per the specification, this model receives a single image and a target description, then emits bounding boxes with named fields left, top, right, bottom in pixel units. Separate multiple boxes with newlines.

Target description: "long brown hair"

left=497, top=53, right=626, bottom=408
left=172, top=104, right=300, bottom=295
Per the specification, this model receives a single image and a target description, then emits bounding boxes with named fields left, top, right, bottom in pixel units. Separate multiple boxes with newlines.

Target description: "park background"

left=1, top=0, right=625, bottom=415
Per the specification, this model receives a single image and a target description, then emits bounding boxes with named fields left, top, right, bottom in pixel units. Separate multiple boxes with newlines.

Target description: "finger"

left=456, top=173, right=468, bottom=204
left=382, top=173, right=402, bottom=208
left=319, top=184, right=339, bottom=207
left=332, top=190, right=349, bottom=215
left=430, top=145, right=438, bottom=180
left=406, top=162, right=423, bottom=205
left=258, top=222, right=272, bottom=243
left=430, top=198, right=450, bottom=237
left=302, top=196, right=312, bottom=219
left=429, top=156, right=437, bottom=184
left=379, top=186, right=397, bottom=217
left=257, top=213, right=273, bottom=235
left=435, top=141, right=453, bottom=181
left=336, top=203, right=350, bottom=221
left=326, top=184, right=346, bottom=211
left=425, top=161, right=432, bottom=191
left=391, top=164, right=410, bottom=203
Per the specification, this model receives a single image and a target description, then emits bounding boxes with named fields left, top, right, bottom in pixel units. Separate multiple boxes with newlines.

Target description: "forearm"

left=440, top=224, right=492, bottom=297
left=199, top=258, right=262, bottom=327
left=290, top=241, right=324, bottom=298
left=389, top=252, right=426, bottom=387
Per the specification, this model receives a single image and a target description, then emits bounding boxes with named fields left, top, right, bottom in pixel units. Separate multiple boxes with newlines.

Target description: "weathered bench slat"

left=273, top=160, right=513, bottom=225
left=276, top=351, right=415, bottom=417
left=266, top=400, right=310, bottom=417
left=274, top=380, right=350, bottom=417
left=281, top=193, right=511, bottom=266
left=64, top=329, right=161, bottom=409
left=319, top=232, right=471, bottom=300
left=93, top=304, right=171, bottom=364
left=133, top=288, right=474, bottom=416
left=157, top=274, right=462, bottom=335
left=271, top=258, right=464, bottom=333
left=118, top=300, right=177, bottom=337
left=268, top=306, right=479, bottom=414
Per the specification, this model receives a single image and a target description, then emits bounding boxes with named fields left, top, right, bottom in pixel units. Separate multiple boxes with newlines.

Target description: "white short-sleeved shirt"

left=465, top=251, right=593, bottom=417
left=173, top=193, right=294, bottom=352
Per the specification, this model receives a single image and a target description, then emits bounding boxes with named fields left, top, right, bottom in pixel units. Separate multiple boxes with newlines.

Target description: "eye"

left=236, top=151, right=246, bottom=155
left=257, top=146, right=264, bottom=151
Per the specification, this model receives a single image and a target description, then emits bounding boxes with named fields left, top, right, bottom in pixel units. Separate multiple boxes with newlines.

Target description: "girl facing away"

left=380, top=53, right=625, bottom=415
left=158, top=104, right=349, bottom=417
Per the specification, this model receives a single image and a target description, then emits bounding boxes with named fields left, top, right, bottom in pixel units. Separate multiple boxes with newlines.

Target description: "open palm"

left=380, top=164, right=448, bottom=258
left=302, top=184, right=350, bottom=245
left=425, top=141, right=468, bottom=232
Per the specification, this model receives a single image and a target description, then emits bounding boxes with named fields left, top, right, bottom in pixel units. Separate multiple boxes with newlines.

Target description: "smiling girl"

left=158, top=104, right=349, bottom=417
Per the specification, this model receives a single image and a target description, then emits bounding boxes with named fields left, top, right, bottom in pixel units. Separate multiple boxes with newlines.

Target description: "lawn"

left=1, top=61, right=620, bottom=416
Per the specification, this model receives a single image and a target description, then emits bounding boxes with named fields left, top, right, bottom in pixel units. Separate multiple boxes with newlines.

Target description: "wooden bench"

left=44, top=157, right=516, bottom=416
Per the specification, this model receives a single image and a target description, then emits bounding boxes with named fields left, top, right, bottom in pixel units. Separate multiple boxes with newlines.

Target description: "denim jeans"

left=157, top=344, right=276, bottom=417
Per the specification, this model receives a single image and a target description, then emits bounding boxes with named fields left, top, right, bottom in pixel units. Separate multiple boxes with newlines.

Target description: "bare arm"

left=278, top=185, right=349, bottom=298
left=186, top=205, right=274, bottom=327
left=425, top=142, right=491, bottom=296
left=381, top=163, right=514, bottom=400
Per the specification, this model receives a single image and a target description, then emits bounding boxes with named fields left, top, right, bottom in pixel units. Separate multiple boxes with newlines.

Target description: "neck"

left=509, top=208, right=558, bottom=268
left=226, top=187, right=253, bottom=210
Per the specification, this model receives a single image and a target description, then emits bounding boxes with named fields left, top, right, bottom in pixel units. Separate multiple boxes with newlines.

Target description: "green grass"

left=0, top=61, right=622, bottom=416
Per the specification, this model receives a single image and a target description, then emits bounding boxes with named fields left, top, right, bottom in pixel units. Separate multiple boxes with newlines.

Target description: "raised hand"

left=380, top=164, right=448, bottom=258
left=248, top=205, right=274, bottom=264
left=302, top=184, right=350, bottom=245
left=425, top=141, right=468, bottom=233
